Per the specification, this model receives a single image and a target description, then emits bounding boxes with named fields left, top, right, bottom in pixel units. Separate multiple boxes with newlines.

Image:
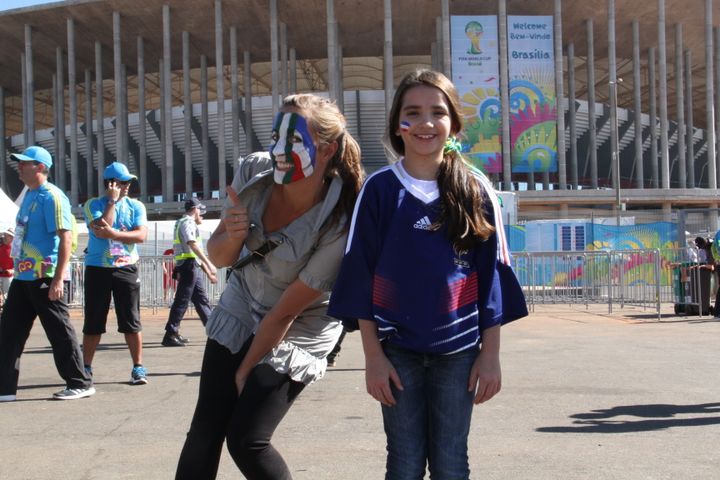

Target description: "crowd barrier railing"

left=66, top=256, right=229, bottom=313
left=512, top=247, right=709, bottom=320
left=64, top=249, right=711, bottom=321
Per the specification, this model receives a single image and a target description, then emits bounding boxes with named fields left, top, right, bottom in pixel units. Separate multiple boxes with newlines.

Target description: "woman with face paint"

left=328, top=70, right=528, bottom=479
left=176, top=94, right=364, bottom=480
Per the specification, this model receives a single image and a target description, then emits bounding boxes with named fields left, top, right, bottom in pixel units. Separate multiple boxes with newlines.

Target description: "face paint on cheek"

left=270, top=112, right=317, bottom=184
left=399, top=121, right=411, bottom=132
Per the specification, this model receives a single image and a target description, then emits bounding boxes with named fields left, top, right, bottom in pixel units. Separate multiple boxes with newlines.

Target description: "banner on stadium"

left=450, top=15, right=502, bottom=173
left=507, top=15, right=557, bottom=173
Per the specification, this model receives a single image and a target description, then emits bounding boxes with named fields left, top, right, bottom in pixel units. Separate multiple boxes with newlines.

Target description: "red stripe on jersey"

left=373, top=275, right=397, bottom=311
left=444, top=272, right=478, bottom=313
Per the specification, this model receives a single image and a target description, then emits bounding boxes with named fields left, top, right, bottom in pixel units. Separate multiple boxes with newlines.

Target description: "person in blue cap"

left=81, top=161, right=149, bottom=385
left=162, top=197, right=217, bottom=347
left=0, top=145, right=94, bottom=401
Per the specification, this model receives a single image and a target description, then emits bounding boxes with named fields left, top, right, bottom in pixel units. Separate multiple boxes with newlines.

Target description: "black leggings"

left=176, top=337, right=305, bottom=480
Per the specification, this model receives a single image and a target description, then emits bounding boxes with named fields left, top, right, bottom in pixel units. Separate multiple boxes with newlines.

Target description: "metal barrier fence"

left=62, top=249, right=714, bottom=321
left=512, top=247, right=713, bottom=320
left=66, top=256, right=229, bottom=313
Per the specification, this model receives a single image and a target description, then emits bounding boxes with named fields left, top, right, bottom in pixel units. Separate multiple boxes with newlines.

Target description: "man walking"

left=81, top=162, right=149, bottom=385
left=163, top=198, right=217, bottom=347
left=0, top=146, right=94, bottom=401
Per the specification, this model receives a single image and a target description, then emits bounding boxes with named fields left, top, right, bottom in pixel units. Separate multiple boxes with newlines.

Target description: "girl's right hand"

left=365, top=352, right=403, bottom=407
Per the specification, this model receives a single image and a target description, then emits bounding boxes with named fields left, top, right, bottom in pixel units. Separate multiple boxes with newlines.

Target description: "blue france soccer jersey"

left=83, top=196, right=147, bottom=267
left=14, top=182, right=73, bottom=281
left=328, top=160, right=527, bottom=354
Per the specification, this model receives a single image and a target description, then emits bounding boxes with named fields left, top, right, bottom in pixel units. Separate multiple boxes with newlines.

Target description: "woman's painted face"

left=269, top=111, right=317, bottom=184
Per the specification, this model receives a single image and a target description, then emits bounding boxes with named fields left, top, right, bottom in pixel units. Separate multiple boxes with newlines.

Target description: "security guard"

left=162, top=198, right=217, bottom=347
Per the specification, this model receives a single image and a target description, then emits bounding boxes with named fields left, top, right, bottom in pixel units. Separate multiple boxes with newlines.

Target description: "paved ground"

left=0, top=303, right=719, bottom=479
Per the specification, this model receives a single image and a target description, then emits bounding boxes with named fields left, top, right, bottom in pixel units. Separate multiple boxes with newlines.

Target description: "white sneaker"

left=0, top=394, right=16, bottom=402
left=52, top=386, right=96, bottom=400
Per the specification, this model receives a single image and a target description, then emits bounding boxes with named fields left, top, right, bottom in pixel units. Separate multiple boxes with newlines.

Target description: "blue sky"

left=1, top=1, right=57, bottom=13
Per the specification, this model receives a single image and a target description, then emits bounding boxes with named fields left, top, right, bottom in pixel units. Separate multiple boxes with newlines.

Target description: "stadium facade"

left=0, top=0, right=719, bottom=226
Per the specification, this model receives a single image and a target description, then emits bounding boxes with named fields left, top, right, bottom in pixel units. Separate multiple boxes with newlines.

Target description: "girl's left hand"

left=235, top=368, right=247, bottom=397
left=468, top=351, right=501, bottom=404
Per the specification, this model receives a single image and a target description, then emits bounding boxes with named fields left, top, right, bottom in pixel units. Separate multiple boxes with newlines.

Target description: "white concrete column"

left=215, top=0, right=226, bottom=196
left=163, top=4, right=174, bottom=200
left=67, top=17, right=78, bottom=205
left=568, top=43, right=578, bottom=189
left=384, top=0, right=394, bottom=118
left=56, top=48, right=66, bottom=189
left=586, top=19, right=598, bottom=189
left=113, top=11, right=124, bottom=164
left=326, top=0, right=338, bottom=103
left=24, top=24, right=34, bottom=146
left=441, top=0, right=450, bottom=76
left=137, top=36, right=147, bottom=200
left=244, top=51, right=253, bottom=154
left=632, top=20, right=644, bottom=189
left=231, top=26, right=240, bottom=171
left=95, top=41, right=104, bottom=193
left=271, top=0, right=279, bottom=114
left=183, top=31, right=192, bottom=197
left=705, top=0, right=716, bottom=188
left=554, top=0, right=566, bottom=190
left=676, top=24, right=686, bottom=189
left=84, top=69, right=94, bottom=199
left=499, top=0, right=512, bottom=190
left=657, top=0, right=670, bottom=189
left=201, top=55, right=210, bottom=199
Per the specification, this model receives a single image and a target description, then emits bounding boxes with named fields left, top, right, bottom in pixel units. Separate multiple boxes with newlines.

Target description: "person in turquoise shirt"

left=81, top=162, right=149, bottom=386
left=0, top=146, right=94, bottom=402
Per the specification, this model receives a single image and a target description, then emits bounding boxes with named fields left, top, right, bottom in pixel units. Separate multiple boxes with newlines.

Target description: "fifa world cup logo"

left=465, top=21, right=484, bottom=55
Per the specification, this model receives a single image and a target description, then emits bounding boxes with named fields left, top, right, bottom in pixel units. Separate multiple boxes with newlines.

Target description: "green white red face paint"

left=270, top=112, right=317, bottom=184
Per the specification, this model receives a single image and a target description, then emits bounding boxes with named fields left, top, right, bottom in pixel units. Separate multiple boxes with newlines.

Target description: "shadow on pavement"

left=537, top=403, right=720, bottom=433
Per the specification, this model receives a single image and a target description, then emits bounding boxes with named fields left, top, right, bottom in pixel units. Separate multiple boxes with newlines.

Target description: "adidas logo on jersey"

left=414, top=216, right=433, bottom=230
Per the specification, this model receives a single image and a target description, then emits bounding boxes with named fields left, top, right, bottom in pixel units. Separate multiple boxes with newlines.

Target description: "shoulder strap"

left=229, top=238, right=283, bottom=272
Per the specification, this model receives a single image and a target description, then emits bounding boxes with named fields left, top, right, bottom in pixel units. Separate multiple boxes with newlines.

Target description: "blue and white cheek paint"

left=269, top=112, right=317, bottom=184
left=399, top=120, right=411, bottom=132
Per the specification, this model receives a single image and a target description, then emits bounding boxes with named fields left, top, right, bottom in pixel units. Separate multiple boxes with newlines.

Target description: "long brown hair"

left=386, top=69, right=494, bottom=251
left=282, top=94, right=365, bottom=231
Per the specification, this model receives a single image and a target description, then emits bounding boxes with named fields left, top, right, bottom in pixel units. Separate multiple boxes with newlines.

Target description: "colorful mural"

left=451, top=16, right=502, bottom=173
left=508, top=222, right=679, bottom=288
left=507, top=16, right=558, bottom=173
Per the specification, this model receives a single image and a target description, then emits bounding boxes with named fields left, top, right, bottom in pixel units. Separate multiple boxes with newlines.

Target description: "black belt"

left=229, top=239, right=282, bottom=272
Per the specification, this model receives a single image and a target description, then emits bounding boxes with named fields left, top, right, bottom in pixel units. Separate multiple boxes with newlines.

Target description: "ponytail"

left=435, top=151, right=494, bottom=251
left=326, top=132, right=364, bottom=232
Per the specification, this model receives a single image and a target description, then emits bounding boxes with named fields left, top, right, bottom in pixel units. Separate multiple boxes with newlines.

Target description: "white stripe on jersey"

left=344, top=165, right=394, bottom=254
left=429, top=326, right=479, bottom=347
left=472, top=169, right=512, bottom=266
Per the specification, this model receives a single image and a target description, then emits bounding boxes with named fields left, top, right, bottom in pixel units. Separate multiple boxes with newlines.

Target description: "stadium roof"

left=0, top=0, right=716, bottom=135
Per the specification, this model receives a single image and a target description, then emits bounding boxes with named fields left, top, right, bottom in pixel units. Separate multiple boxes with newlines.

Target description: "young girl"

left=176, top=93, right=364, bottom=479
left=328, top=69, right=527, bottom=479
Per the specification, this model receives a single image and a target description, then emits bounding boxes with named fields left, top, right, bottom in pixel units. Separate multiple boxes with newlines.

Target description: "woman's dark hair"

left=282, top=94, right=365, bottom=232
left=386, top=69, right=494, bottom=251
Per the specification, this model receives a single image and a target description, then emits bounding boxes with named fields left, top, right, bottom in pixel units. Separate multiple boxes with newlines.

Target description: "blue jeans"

left=381, top=343, right=478, bottom=480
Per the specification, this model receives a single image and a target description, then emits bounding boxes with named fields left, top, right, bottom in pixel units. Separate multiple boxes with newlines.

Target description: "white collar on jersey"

left=391, top=159, right=440, bottom=204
